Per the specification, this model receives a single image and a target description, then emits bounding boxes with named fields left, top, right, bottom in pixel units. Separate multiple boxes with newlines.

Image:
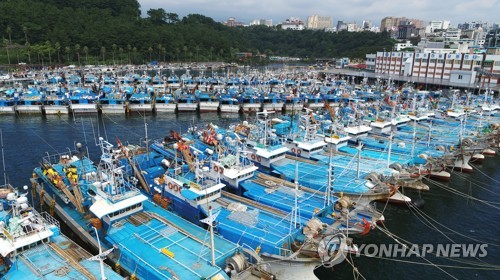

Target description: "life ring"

left=291, top=148, right=296, bottom=153
left=219, top=167, right=224, bottom=174
left=257, top=156, right=261, bottom=162
left=174, top=185, right=180, bottom=192
left=168, top=182, right=173, bottom=190
left=214, top=165, right=219, bottom=172
left=251, top=154, right=256, bottom=160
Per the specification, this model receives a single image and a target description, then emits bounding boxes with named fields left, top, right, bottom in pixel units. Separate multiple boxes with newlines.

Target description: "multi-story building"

left=307, top=15, right=332, bottom=30
left=426, top=20, right=451, bottom=33
left=458, top=21, right=488, bottom=31
left=361, top=20, right=372, bottom=31
left=223, top=17, right=244, bottom=27
left=336, top=20, right=347, bottom=32
left=485, top=28, right=500, bottom=48
left=250, top=19, right=273, bottom=27
left=381, top=16, right=401, bottom=31
left=398, top=20, right=419, bottom=39
left=281, top=17, right=305, bottom=30
left=370, top=50, right=500, bottom=88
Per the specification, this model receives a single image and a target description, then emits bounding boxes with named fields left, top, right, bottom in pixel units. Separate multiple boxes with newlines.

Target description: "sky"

left=137, top=0, right=499, bottom=27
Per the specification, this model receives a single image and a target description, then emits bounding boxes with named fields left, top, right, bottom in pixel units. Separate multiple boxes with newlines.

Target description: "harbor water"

left=1, top=113, right=499, bottom=279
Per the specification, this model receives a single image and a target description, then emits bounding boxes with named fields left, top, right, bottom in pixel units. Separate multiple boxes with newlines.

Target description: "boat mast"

left=325, top=145, right=334, bottom=207
left=1, top=129, right=6, bottom=185
left=201, top=206, right=219, bottom=267
left=387, top=127, right=393, bottom=168
left=411, top=119, right=416, bottom=158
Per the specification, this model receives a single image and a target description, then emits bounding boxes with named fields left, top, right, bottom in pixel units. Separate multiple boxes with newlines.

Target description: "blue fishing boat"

left=0, top=97, right=16, bottom=115
left=219, top=95, right=240, bottom=113
left=15, top=88, right=44, bottom=115
left=0, top=184, right=123, bottom=280
left=127, top=92, right=153, bottom=114
left=99, top=92, right=126, bottom=115
left=69, top=88, right=99, bottom=114
left=197, top=91, right=219, bottom=113
left=121, top=138, right=357, bottom=280
left=154, top=92, right=177, bottom=113
left=176, top=91, right=199, bottom=112
left=32, top=138, right=256, bottom=280
left=239, top=89, right=262, bottom=113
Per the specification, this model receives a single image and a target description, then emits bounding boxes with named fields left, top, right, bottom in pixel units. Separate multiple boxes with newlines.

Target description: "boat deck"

left=5, top=234, right=122, bottom=280
left=105, top=200, right=235, bottom=280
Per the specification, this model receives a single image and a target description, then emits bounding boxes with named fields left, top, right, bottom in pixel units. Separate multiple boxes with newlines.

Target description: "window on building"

left=458, top=75, right=463, bottom=79
left=438, top=59, right=444, bottom=64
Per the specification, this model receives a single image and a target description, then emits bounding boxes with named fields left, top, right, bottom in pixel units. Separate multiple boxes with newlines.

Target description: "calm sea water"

left=1, top=113, right=499, bottom=280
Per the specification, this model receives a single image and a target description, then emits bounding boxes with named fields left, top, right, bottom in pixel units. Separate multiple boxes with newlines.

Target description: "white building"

left=395, top=40, right=414, bottom=51
left=281, top=17, right=305, bottom=30
left=426, top=20, right=450, bottom=33
left=250, top=19, right=273, bottom=27
left=371, top=50, right=500, bottom=87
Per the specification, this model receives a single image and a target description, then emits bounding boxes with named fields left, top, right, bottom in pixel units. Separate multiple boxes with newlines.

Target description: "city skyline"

left=138, top=0, right=499, bottom=26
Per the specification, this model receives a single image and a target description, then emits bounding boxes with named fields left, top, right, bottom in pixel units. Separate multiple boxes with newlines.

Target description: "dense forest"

left=0, top=0, right=396, bottom=66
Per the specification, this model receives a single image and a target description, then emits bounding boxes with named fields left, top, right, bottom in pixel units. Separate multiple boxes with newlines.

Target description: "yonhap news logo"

left=352, top=243, right=488, bottom=258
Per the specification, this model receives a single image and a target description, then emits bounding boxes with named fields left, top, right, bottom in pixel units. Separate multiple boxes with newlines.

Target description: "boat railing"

left=42, top=149, right=79, bottom=165
left=105, top=187, right=141, bottom=203
left=174, top=174, right=219, bottom=191
left=4, top=209, right=58, bottom=241
left=41, top=211, right=60, bottom=228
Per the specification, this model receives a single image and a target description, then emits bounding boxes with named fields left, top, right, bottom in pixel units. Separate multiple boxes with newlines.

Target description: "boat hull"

left=16, top=105, right=43, bottom=114
left=0, top=106, right=16, bottom=114
left=44, top=105, right=69, bottom=115
left=100, top=105, right=125, bottom=114
left=199, top=102, right=219, bottom=112
left=177, top=104, right=199, bottom=112
left=70, top=104, right=99, bottom=114
left=155, top=103, right=177, bottom=113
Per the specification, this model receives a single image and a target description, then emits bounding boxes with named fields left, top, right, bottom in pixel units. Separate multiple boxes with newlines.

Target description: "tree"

left=157, top=43, right=162, bottom=61
left=100, top=46, right=106, bottom=63
left=22, top=25, right=28, bottom=44
left=64, top=46, right=71, bottom=62
left=148, top=46, right=153, bottom=62
left=83, top=46, right=89, bottom=65
left=25, top=42, right=32, bottom=65
left=166, top=13, right=179, bottom=24
left=127, top=44, right=131, bottom=64
left=182, top=45, right=187, bottom=61
left=119, top=47, right=124, bottom=64
left=2, top=39, right=10, bottom=64
left=55, top=42, right=61, bottom=63
left=46, top=41, right=52, bottom=65
left=6, top=26, right=12, bottom=44
left=74, top=44, right=81, bottom=65
left=112, top=44, right=117, bottom=65
left=147, top=8, right=167, bottom=25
